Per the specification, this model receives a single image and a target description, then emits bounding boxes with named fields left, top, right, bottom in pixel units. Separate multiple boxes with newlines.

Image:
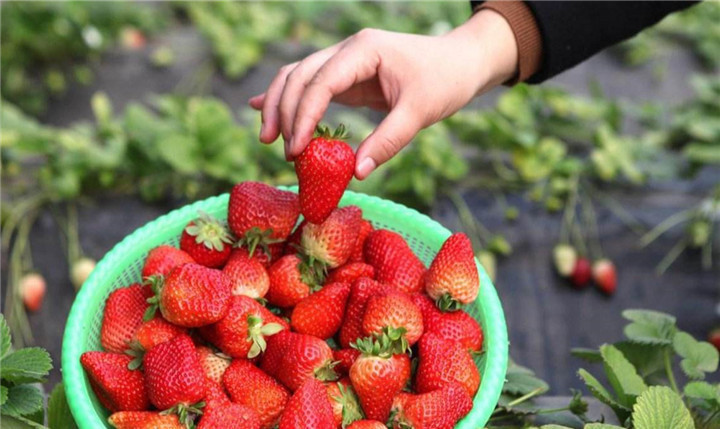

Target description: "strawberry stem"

left=436, top=293, right=461, bottom=312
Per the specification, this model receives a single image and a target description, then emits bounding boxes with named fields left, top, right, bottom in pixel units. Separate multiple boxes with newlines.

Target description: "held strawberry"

left=143, top=335, right=206, bottom=410
left=592, top=258, right=617, bottom=295
left=301, top=206, right=362, bottom=269
left=144, top=263, right=232, bottom=327
left=180, top=213, right=234, bottom=268
left=291, top=282, right=351, bottom=339
left=142, top=245, right=195, bottom=278
left=101, top=283, right=151, bottom=353
left=410, top=293, right=483, bottom=352
left=81, top=351, right=150, bottom=412
left=20, top=273, right=45, bottom=312
left=425, top=233, right=479, bottom=310
left=223, top=248, right=270, bottom=298
left=108, top=411, right=183, bottom=429
left=361, top=290, right=424, bottom=347
left=199, top=295, right=287, bottom=359
left=349, top=334, right=411, bottom=422
left=415, top=332, right=480, bottom=397
left=553, top=244, right=577, bottom=278
left=364, top=229, right=426, bottom=294
left=571, top=257, right=592, bottom=288
left=228, top=182, right=300, bottom=257
left=223, top=359, right=290, bottom=429
left=295, top=124, right=355, bottom=224
left=278, top=379, right=336, bottom=429
left=390, top=383, right=473, bottom=429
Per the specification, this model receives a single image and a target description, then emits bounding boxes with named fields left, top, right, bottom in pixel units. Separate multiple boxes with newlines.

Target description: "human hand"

left=249, top=9, right=518, bottom=179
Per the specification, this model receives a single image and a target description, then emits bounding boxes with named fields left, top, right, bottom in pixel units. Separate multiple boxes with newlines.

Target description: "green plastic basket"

left=62, top=188, right=508, bottom=428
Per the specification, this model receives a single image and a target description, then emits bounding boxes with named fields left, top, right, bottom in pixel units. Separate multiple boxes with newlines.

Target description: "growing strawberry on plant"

left=295, top=123, right=355, bottom=224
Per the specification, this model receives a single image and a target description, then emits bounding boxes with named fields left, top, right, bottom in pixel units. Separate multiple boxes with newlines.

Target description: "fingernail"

left=356, top=158, right=376, bottom=178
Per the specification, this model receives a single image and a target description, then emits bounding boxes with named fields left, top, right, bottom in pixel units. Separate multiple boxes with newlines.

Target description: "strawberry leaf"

left=632, top=386, right=694, bottom=429
left=0, top=315, right=11, bottom=359
left=1, top=348, right=52, bottom=384
left=1, top=385, right=43, bottom=418
left=48, top=383, right=78, bottom=429
left=673, top=331, right=719, bottom=379
left=584, top=424, right=625, bottom=429
left=570, top=348, right=602, bottom=363
left=622, top=309, right=676, bottom=345
left=0, top=414, right=47, bottom=429
left=502, top=361, right=549, bottom=396
left=577, top=368, right=631, bottom=422
left=0, top=386, right=7, bottom=406
left=600, top=344, right=648, bottom=408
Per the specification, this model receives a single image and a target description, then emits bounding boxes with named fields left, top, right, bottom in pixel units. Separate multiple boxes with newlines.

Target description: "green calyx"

left=298, top=256, right=327, bottom=291
left=161, top=401, right=205, bottom=429
left=351, top=327, right=410, bottom=358
left=314, top=359, right=339, bottom=382
left=332, top=383, right=364, bottom=425
left=314, top=123, right=349, bottom=140
left=237, top=226, right=281, bottom=258
left=436, top=293, right=462, bottom=312
left=246, top=314, right=284, bottom=359
left=143, top=275, right=164, bottom=321
left=124, top=341, right=145, bottom=371
left=186, top=211, right=234, bottom=252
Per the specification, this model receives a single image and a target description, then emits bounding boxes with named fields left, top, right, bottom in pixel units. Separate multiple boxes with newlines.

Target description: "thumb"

left=354, top=105, right=423, bottom=180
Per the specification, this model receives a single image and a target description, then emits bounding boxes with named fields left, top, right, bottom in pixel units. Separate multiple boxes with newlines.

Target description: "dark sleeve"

left=471, top=1, right=700, bottom=83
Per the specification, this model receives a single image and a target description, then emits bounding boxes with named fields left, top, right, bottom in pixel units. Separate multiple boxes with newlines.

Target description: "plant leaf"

left=613, top=341, right=667, bottom=378
left=684, top=381, right=720, bottom=401
left=585, top=425, right=625, bottom=429
left=571, top=347, right=602, bottom=363
left=622, top=309, right=676, bottom=345
left=0, top=386, right=7, bottom=406
left=577, top=368, right=631, bottom=422
left=673, top=331, right=719, bottom=379
left=0, top=414, right=47, bottom=429
left=48, top=383, right=78, bottom=429
left=503, top=361, right=549, bottom=396
left=1, top=385, right=43, bottom=418
left=632, top=386, right=694, bottom=429
left=0, top=315, right=11, bottom=359
left=600, top=344, right=648, bottom=407
left=1, top=348, right=52, bottom=383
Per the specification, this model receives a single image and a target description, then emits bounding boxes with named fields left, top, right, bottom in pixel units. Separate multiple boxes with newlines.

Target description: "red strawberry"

left=390, top=383, right=473, bottom=429
left=326, top=379, right=363, bottom=428
left=196, top=346, right=232, bottom=384
left=425, top=233, right=479, bottom=309
left=223, top=359, right=290, bottom=429
left=101, top=284, right=151, bottom=353
left=347, top=420, right=387, bottom=429
left=295, top=124, right=355, bottom=224
left=228, top=182, right=300, bottom=257
left=146, top=263, right=232, bottom=327
left=279, top=379, right=336, bottom=429
left=197, top=402, right=261, bottom=429
left=333, top=348, right=361, bottom=377
left=415, top=333, right=480, bottom=397
left=592, top=258, right=617, bottom=295
left=339, top=278, right=391, bottom=348
left=180, top=214, right=234, bottom=268
left=350, top=337, right=411, bottom=422
left=80, top=351, right=149, bottom=412
left=142, top=245, right=195, bottom=278
left=262, top=332, right=338, bottom=391
left=108, top=411, right=183, bottom=429
left=284, top=220, right=308, bottom=256
left=291, top=282, right=351, bottom=339
left=709, top=328, right=720, bottom=352
left=326, top=262, right=375, bottom=285
left=571, top=257, right=592, bottom=288
left=362, top=290, right=424, bottom=347
left=301, top=206, right=362, bottom=269
left=364, top=230, right=426, bottom=294
left=199, top=295, right=287, bottom=358
left=20, top=273, right=45, bottom=312
left=203, top=379, right=231, bottom=414
left=349, top=220, right=374, bottom=263
left=266, top=254, right=318, bottom=308
left=143, top=335, right=206, bottom=410
left=132, top=315, right=185, bottom=352
left=224, top=248, right=270, bottom=299
left=410, top=293, right=483, bottom=352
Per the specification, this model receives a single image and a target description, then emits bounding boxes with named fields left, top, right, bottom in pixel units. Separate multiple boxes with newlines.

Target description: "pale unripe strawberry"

left=71, top=257, right=96, bottom=290
left=553, top=244, right=577, bottom=277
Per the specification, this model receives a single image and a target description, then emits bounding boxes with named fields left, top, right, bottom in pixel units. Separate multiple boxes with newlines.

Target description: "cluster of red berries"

left=553, top=244, right=617, bottom=295
left=80, top=125, right=484, bottom=429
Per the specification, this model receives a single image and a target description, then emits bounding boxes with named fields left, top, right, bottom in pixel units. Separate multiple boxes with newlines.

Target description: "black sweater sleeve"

left=471, top=1, right=700, bottom=83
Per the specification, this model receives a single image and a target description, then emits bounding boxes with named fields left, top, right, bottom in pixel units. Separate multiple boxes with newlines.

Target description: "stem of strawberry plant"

left=664, top=347, right=680, bottom=395
left=656, top=237, right=689, bottom=274
left=559, top=175, right=579, bottom=245
left=639, top=208, right=694, bottom=248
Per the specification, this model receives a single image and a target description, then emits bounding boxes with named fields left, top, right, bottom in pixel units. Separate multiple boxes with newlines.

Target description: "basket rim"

left=62, top=188, right=508, bottom=428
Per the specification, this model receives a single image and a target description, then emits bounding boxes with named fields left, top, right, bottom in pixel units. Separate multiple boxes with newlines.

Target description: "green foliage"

left=47, top=384, right=78, bottom=429
left=632, top=386, right=694, bottom=429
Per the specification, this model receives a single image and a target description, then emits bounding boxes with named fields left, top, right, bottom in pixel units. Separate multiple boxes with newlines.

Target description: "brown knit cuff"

left=475, top=1, right=543, bottom=84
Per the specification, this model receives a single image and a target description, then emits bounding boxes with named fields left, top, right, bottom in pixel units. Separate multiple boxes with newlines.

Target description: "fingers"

left=355, top=104, right=423, bottom=180
left=259, top=62, right=298, bottom=144
left=248, top=94, right=265, bottom=110
left=288, top=46, right=380, bottom=158
left=278, top=45, right=342, bottom=147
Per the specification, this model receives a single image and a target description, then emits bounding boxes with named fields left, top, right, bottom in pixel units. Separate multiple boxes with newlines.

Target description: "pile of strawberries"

left=81, top=127, right=484, bottom=429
